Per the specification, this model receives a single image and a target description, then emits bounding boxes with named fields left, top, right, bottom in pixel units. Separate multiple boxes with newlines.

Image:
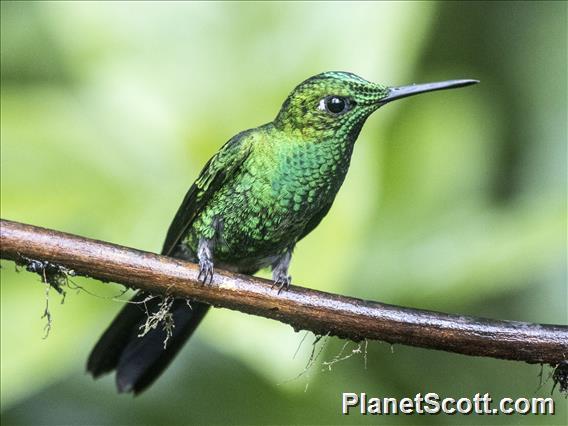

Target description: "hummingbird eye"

left=318, top=96, right=351, bottom=115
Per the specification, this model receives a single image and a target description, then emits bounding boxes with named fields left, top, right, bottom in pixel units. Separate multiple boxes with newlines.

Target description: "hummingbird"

left=87, top=71, right=478, bottom=394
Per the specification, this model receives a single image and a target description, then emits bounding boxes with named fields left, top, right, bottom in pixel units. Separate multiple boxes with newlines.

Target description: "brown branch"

left=1, top=218, right=567, bottom=368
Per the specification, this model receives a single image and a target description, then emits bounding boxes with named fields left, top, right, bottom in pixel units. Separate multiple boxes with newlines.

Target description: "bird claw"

left=272, top=274, right=291, bottom=295
left=198, top=259, right=214, bottom=284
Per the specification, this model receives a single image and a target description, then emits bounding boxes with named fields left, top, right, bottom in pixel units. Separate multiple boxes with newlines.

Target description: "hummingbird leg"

left=197, top=237, right=215, bottom=284
left=271, top=248, right=293, bottom=294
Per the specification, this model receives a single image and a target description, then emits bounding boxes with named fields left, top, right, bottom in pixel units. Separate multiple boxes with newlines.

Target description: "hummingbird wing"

left=162, top=129, right=253, bottom=256
left=87, top=129, right=254, bottom=394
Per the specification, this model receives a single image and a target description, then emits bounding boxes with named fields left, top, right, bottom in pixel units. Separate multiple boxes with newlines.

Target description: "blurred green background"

left=1, top=1, right=566, bottom=424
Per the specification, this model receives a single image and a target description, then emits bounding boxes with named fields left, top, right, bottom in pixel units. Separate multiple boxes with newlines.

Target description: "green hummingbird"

left=87, top=71, right=478, bottom=394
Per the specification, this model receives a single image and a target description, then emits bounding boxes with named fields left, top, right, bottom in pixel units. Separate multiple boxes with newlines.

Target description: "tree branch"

left=1, top=219, right=567, bottom=369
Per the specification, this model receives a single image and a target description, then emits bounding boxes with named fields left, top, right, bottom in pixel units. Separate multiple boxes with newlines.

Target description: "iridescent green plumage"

left=88, top=71, right=478, bottom=394
left=166, top=72, right=391, bottom=282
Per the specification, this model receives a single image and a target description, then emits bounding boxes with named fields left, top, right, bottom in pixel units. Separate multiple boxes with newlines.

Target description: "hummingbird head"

left=274, top=71, right=478, bottom=140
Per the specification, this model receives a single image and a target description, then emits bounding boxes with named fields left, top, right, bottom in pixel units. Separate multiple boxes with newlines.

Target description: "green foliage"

left=1, top=1, right=566, bottom=424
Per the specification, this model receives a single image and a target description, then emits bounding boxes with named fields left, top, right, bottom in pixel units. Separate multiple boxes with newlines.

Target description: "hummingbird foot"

left=197, top=237, right=215, bottom=284
left=197, top=259, right=214, bottom=284
left=273, top=273, right=291, bottom=294
left=271, top=248, right=293, bottom=294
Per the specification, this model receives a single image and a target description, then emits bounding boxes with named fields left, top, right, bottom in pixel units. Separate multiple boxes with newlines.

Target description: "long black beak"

left=380, top=79, right=479, bottom=105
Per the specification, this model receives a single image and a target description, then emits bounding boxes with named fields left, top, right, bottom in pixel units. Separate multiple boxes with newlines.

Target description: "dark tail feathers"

left=87, top=292, right=209, bottom=394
